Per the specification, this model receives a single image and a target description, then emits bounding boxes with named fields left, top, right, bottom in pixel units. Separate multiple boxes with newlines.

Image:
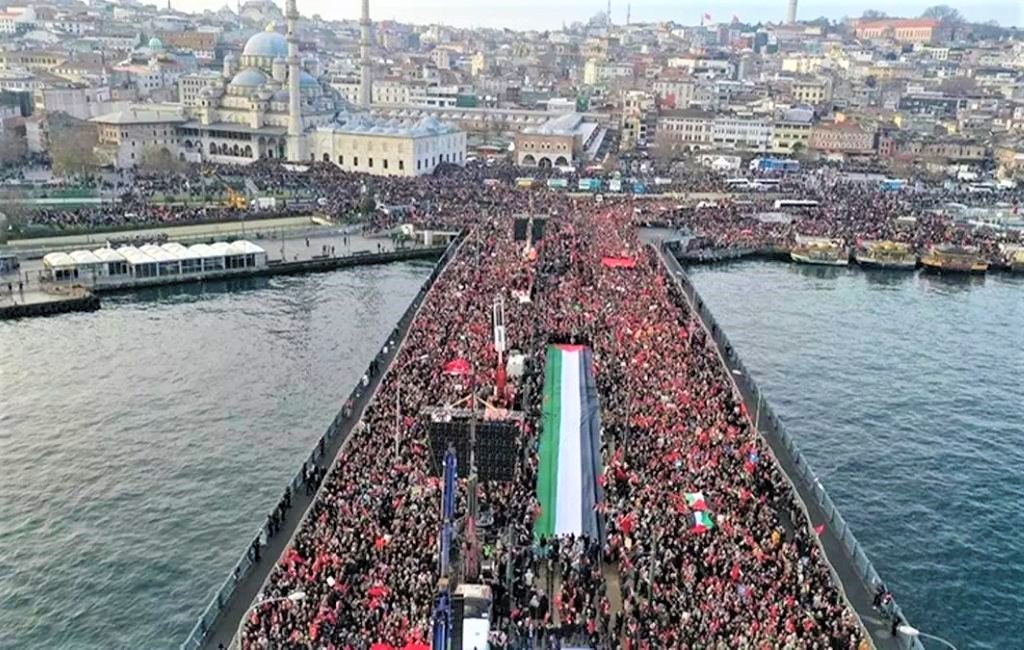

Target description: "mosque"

left=94, top=0, right=465, bottom=176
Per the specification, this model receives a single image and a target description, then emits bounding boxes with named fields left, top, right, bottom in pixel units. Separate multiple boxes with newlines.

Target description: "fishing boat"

left=854, top=240, right=917, bottom=270
left=920, top=244, right=988, bottom=274
left=790, top=236, right=849, bottom=266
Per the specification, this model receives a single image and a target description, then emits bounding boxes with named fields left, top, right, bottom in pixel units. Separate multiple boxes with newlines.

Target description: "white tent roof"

left=117, top=246, right=156, bottom=266
left=69, top=250, right=103, bottom=265
left=188, top=243, right=223, bottom=259
left=139, top=244, right=177, bottom=263
left=43, top=252, right=75, bottom=268
left=227, top=240, right=265, bottom=255
left=161, top=242, right=201, bottom=260
left=93, top=248, right=126, bottom=263
left=208, top=242, right=232, bottom=256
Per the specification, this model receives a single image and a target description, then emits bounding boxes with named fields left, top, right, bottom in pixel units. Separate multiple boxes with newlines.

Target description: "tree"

left=0, top=130, right=26, bottom=164
left=139, top=145, right=186, bottom=175
left=47, top=113, right=98, bottom=177
left=861, top=10, right=888, bottom=19
left=921, top=5, right=962, bottom=23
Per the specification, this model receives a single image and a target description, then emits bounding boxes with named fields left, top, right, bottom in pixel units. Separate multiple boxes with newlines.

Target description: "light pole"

left=232, top=591, right=306, bottom=649
left=897, top=625, right=959, bottom=650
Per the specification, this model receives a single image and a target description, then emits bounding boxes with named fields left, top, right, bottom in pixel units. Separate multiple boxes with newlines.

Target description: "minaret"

left=286, top=0, right=305, bottom=161
left=359, top=0, right=372, bottom=108
left=787, top=0, right=797, bottom=24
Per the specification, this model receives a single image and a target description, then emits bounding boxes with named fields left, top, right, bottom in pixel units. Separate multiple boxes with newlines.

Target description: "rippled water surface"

left=0, top=263, right=431, bottom=649
left=687, top=262, right=1024, bottom=650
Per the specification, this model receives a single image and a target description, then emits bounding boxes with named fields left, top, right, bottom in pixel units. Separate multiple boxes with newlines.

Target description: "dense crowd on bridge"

left=239, top=201, right=868, bottom=649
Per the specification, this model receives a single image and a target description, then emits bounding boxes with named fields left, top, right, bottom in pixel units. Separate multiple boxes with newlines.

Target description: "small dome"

left=230, top=67, right=269, bottom=87
left=299, top=70, right=318, bottom=87
left=242, top=30, right=288, bottom=58
left=272, top=89, right=290, bottom=102
left=148, top=37, right=163, bottom=50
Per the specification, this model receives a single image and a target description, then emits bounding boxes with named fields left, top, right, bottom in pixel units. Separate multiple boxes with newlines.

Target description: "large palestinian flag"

left=534, top=344, right=604, bottom=540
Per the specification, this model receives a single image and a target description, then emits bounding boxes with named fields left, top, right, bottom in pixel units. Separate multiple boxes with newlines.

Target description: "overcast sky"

left=170, top=1, right=1022, bottom=31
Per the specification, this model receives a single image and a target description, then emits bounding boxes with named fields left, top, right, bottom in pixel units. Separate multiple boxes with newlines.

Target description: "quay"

left=181, top=233, right=464, bottom=650
left=1, top=230, right=451, bottom=319
left=650, top=235, right=922, bottom=650
left=0, top=285, right=99, bottom=320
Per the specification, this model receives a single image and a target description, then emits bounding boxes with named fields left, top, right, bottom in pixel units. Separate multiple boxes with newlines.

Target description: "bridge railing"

left=179, top=232, right=464, bottom=650
left=657, top=244, right=924, bottom=650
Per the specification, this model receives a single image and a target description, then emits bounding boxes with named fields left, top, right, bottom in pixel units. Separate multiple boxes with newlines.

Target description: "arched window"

left=323, top=153, right=330, bottom=162
left=209, top=143, right=218, bottom=155
left=243, top=145, right=252, bottom=157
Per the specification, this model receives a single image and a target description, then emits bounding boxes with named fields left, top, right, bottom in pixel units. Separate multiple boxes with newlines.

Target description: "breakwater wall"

left=181, top=232, right=465, bottom=650
left=655, top=243, right=923, bottom=650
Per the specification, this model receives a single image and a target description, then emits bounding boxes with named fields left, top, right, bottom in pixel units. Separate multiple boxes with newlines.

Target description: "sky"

left=168, top=0, right=1023, bottom=31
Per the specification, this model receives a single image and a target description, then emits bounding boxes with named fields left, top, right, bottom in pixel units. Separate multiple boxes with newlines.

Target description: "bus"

left=750, top=179, right=781, bottom=191
left=774, top=199, right=820, bottom=210
left=724, top=178, right=751, bottom=189
left=456, top=583, right=492, bottom=650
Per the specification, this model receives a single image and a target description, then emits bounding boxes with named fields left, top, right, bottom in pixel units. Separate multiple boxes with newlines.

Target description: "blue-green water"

left=0, top=263, right=432, bottom=649
left=687, top=262, right=1024, bottom=650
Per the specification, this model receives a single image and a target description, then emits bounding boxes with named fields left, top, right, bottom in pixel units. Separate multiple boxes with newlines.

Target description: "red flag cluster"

left=601, top=256, right=637, bottom=269
left=443, top=358, right=471, bottom=375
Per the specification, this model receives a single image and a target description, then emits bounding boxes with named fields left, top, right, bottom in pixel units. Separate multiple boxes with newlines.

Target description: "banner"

left=535, top=345, right=604, bottom=539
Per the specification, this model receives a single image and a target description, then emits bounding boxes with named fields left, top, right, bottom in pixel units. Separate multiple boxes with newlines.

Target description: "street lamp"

left=897, top=624, right=959, bottom=650
left=233, top=591, right=306, bottom=648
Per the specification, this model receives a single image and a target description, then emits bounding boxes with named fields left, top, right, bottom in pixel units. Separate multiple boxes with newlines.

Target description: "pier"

left=181, top=233, right=464, bottom=650
left=1, top=230, right=451, bottom=319
left=651, top=237, right=923, bottom=650
left=0, top=285, right=100, bottom=320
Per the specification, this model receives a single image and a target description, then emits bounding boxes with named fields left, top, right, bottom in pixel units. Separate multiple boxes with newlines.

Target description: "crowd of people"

left=9, top=156, right=1021, bottom=266
left=239, top=197, right=870, bottom=649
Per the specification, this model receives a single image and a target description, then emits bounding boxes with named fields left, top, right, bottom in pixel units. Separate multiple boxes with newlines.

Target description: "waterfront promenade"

left=650, top=234, right=918, bottom=650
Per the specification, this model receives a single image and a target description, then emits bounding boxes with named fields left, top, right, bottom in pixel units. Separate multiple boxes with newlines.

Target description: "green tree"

left=861, top=10, right=888, bottom=19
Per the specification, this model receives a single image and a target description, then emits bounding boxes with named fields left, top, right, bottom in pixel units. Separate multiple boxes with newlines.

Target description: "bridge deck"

left=653, top=238, right=909, bottom=650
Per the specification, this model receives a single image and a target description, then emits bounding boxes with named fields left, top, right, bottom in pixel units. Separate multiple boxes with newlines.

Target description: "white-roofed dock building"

left=41, top=241, right=268, bottom=286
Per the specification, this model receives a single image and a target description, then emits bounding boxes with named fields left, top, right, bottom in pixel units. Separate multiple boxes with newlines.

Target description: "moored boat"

left=920, top=244, right=988, bottom=274
left=790, top=236, right=849, bottom=266
left=1001, top=245, right=1024, bottom=273
left=854, top=240, right=917, bottom=270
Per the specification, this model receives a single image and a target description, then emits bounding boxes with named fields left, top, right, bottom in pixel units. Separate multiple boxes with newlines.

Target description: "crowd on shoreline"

left=12, top=161, right=1021, bottom=266
left=240, top=203, right=866, bottom=649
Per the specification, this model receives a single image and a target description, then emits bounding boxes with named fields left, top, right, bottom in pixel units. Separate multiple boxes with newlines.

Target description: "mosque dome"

left=148, top=37, right=163, bottom=50
left=272, top=88, right=290, bottom=102
left=299, top=70, right=319, bottom=87
left=230, top=67, right=269, bottom=87
left=242, top=29, right=288, bottom=58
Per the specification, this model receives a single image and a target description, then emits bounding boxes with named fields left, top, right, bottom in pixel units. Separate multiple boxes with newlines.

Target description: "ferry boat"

left=854, top=240, right=917, bottom=270
left=790, top=236, right=849, bottom=266
left=920, top=244, right=988, bottom=274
